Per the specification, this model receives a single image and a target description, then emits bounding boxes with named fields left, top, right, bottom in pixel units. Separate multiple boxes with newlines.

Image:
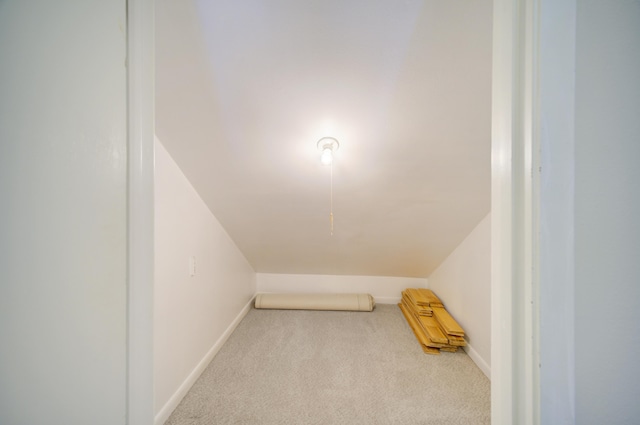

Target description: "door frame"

left=126, top=0, right=547, bottom=423
left=127, top=0, right=155, bottom=423
left=491, top=0, right=541, bottom=424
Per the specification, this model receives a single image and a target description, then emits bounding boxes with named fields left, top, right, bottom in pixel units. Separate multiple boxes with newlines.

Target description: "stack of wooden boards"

left=399, top=288, right=466, bottom=355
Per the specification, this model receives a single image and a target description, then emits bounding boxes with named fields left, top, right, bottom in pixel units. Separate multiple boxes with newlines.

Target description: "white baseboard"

left=154, top=296, right=255, bottom=425
left=256, top=273, right=427, bottom=304
left=375, top=296, right=401, bottom=304
left=463, top=341, right=491, bottom=379
left=255, top=294, right=401, bottom=306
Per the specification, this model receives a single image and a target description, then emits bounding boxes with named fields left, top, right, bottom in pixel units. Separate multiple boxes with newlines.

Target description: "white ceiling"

left=155, top=0, right=492, bottom=278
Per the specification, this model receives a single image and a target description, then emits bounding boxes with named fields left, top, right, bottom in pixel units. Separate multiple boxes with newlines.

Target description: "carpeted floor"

left=164, top=304, right=490, bottom=425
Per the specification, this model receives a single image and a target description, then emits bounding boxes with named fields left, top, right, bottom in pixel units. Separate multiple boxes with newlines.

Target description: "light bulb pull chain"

left=330, top=161, right=334, bottom=236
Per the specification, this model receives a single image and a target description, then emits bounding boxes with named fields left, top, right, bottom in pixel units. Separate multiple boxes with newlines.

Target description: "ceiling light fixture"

left=317, top=137, right=340, bottom=235
left=317, top=136, right=339, bottom=166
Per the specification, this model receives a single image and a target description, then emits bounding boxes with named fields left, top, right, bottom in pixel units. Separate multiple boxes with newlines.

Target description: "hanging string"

left=330, top=161, right=334, bottom=236
left=318, top=137, right=339, bottom=236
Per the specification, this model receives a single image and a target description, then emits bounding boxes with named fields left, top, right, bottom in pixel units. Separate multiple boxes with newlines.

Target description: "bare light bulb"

left=321, top=147, right=333, bottom=165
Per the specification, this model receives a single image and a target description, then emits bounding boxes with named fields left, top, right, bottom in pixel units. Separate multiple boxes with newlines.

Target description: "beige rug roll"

left=254, top=293, right=375, bottom=312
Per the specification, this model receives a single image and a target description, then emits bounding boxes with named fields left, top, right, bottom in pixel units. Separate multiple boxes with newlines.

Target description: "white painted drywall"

left=573, top=1, right=640, bottom=423
left=427, top=213, right=491, bottom=377
left=257, top=273, right=427, bottom=304
left=0, top=2, right=128, bottom=424
left=154, top=138, right=256, bottom=423
left=539, top=0, right=577, bottom=422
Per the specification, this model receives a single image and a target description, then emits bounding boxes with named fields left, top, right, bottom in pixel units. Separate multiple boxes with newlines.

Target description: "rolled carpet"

left=254, top=293, right=375, bottom=312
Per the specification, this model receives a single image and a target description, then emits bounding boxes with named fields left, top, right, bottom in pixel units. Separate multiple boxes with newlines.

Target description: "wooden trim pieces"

left=399, top=289, right=466, bottom=355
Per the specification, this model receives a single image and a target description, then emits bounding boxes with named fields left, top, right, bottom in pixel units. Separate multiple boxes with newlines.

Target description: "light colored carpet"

left=164, top=304, right=490, bottom=425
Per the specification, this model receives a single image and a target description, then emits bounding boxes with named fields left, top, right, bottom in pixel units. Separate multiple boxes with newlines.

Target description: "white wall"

left=154, top=138, right=256, bottom=424
left=539, top=0, right=577, bottom=422
left=573, top=1, right=640, bottom=423
left=539, top=1, right=640, bottom=423
left=428, top=214, right=491, bottom=377
left=0, top=2, right=128, bottom=424
left=257, top=273, right=427, bottom=304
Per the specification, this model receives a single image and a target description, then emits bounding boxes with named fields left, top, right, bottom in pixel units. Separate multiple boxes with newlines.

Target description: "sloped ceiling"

left=155, top=0, right=492, bottom=278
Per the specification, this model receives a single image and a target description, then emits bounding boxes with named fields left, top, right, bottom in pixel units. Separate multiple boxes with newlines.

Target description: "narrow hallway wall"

left=0, top=2, right=129, bottom=424
left=573, top=1, right=640, bottom=422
